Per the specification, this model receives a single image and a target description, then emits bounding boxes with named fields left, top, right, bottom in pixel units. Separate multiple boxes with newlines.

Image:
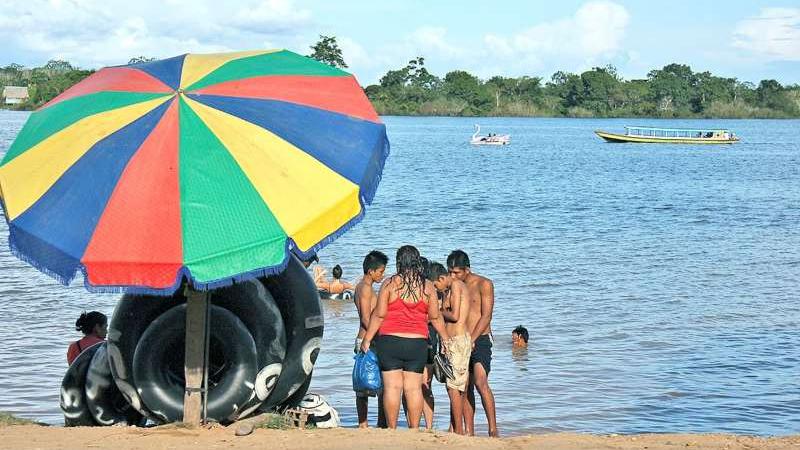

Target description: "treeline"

left=0, top=60, right=94, bottom=110
left=0, top=57, right=156, bottom=110
left=365, top=59, right=800, bottom=118
left=3, top=44, right=799, bottom=118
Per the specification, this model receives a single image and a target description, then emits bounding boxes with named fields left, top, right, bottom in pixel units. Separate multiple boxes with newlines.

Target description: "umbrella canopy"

left=0, top=49, right=389, bottom=294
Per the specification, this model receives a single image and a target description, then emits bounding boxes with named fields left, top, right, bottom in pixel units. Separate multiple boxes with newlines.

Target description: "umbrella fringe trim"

left=8, top=238, right=75, bottom=287
left=359, top=129, right=391, bottom=206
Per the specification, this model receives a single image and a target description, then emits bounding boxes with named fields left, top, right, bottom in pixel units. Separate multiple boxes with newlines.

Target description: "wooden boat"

left=595, top=126, right=739, bottom=144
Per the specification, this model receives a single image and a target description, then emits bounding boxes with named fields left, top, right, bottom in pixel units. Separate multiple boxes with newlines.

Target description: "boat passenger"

left=67, top=311, right=107, bottom=365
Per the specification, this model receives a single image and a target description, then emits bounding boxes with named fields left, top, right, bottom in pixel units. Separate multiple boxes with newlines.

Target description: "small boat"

left=471, top=124, right=510, bottom=146
left=595, top=126, right=739, bottom=144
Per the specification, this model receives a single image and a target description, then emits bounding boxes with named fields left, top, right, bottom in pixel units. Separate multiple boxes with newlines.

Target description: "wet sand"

left=1, top=424, right=798, bottom=450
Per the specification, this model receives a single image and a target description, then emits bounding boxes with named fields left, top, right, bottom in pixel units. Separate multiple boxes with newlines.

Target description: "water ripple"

left=0, top=114, right=798, bottom=435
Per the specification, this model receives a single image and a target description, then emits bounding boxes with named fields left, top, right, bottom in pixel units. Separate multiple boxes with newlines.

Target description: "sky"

left=1, top=0, right=799, bottom=85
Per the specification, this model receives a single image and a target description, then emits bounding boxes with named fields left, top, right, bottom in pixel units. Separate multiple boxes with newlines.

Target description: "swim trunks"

left=445, top=333, right=471, bottom=391
left=469, top=334, right=492, bottom=374
left=374, top=335, right=427, bottom=373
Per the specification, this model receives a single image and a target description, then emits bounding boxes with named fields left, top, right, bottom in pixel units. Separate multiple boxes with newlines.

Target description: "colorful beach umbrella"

left=0, top=49, right=389, bottom=295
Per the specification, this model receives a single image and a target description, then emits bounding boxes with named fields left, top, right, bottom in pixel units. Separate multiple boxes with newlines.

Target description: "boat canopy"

left=624, top=126, right=732, bottom=138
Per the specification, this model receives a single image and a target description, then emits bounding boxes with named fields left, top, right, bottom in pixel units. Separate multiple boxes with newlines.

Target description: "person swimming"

left=512, top=325, right=529, bottom=347
left=319, top=264, right=355, bottom=299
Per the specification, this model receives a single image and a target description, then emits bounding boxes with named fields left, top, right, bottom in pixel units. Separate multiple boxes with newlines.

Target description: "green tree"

left=647, top=63, right=695, bottom=114
left=756, top=80, right=786, bottom=110
left=128, top=56, right=156, bottom=64
left=308, top=35, right=348, bottom=69
left=579, top=66, right=622, bottom=114
left=442, top=70, right=492, bottom=114
left=545, top=71, right=582, bottom=110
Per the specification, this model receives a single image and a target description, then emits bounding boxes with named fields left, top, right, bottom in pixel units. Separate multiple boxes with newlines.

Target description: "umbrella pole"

left=183, top=287, right=209, bottom=427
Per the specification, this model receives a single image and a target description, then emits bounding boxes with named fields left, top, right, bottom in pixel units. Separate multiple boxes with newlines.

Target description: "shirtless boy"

left=447, top=250, right=498, bottom=437
left=428, top=262, right=472, bottom=435
left=354, top=250, right=388, bottom=428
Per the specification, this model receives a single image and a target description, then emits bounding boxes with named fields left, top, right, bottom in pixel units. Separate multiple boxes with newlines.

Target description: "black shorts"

left=470, top=334, right=492, bottom=374
left=375, top=335, right=428, bottom=373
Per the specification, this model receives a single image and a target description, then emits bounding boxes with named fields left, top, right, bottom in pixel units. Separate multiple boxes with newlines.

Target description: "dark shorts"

left=375, top=335, right=428, bottom=373
left=470, top=334, right=492, bottom=374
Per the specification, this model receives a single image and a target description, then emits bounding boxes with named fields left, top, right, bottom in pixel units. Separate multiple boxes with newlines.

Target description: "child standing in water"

left=428, top=262, right=472, bottom=435
left=66, top=311, right=107, bottom=365
left=354, top=251, right=388, bottom=428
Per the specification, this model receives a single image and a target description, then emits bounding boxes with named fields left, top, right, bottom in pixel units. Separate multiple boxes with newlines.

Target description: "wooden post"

left=183, top=288, right=209, bottom=426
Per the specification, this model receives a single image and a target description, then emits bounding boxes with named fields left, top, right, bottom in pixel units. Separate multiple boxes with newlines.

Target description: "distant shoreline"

left=2, top=109, right=799, bottom=120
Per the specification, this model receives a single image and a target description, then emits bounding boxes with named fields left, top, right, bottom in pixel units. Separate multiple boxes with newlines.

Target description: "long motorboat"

left=595, top=126, right=739, bottom=144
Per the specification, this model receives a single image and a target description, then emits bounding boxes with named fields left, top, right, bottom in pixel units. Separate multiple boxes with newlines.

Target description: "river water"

left=0, top=112, right=798, bottom=436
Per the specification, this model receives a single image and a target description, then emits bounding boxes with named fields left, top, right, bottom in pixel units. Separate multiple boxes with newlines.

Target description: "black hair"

left=396, top=245, right=424, bottom=302
left=447, top=249, right=470, bottom=269
left=75, top=311, right=107, bottom=335
left=363, top=250, right=388, bottom=274
left=332, top=264, right=343, bottom=279
left=513, top=325, right=529, bottom=343
left=427, top=262, right=448, bottom=281
left=419, top=256, right=431, bottom=281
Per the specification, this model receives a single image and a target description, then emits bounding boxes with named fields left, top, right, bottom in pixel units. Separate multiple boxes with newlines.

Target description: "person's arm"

left=361, top=279, right=391, bottom=352
left=441, top=285, right=462, bottom=323
left=427, top=282, right=450, bottom=342
left=470, top=279, right=494, bottom=342
left=355, top=284, right=372, bottom=332
left=66, top=342, right=78, bottom=365
left=344, top=280, right=355, bottom=290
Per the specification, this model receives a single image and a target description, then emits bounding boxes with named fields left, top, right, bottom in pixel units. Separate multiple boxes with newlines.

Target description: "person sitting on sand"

left=67, top=311, right=107, bottom=365
left=428, top=262, right=472, bottom=435
left=512, top=326, right=529, bottom=348
left=361, top=245, right=450, bottom=430
left=354, top=251, right=388, bottom=428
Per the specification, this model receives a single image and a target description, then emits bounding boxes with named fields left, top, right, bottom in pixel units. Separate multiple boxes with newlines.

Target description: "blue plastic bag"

left=352, top=349, right=382, bottom=393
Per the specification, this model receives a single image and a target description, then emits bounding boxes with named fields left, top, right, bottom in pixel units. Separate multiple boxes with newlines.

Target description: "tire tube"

left=259, top=255, right=324, bottom=411
left=60, top=342, right=103, bottom=426
left=209, top=280, right=287, bottom=419
left=132, top=304, right=258, bottom=424
left=278, top=370, right=313, bottom=411
left=85, top=343, right=147, bottom=426
left=107, top=291, right=184, bottom=418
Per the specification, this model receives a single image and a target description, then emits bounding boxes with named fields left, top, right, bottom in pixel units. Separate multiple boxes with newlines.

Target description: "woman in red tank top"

left=361, top=245, right=450, bottom=429
left=67, top=311, right=108, bottom=365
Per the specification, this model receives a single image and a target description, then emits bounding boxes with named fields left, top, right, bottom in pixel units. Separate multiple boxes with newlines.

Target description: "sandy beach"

left=1, top=424, right=798, bottom=450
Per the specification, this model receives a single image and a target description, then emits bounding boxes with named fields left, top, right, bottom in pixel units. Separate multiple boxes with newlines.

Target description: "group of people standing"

left=351, top=245, right=498, bottom=437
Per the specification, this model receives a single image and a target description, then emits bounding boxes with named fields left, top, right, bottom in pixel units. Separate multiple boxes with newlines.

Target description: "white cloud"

left=480, top=1, right=629, bottom=76
left=409, top=27, right=464, bottom=59
left=733, top=7, right=800, bottom=61
left=0, top=0, right=315, bottom=68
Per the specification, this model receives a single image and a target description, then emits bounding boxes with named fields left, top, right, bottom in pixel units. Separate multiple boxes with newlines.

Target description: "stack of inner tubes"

left=60, top=255, right=324, bottom=426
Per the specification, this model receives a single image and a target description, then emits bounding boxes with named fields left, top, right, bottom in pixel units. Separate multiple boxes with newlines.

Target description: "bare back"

left=464, top=272, right=494, bottom=338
